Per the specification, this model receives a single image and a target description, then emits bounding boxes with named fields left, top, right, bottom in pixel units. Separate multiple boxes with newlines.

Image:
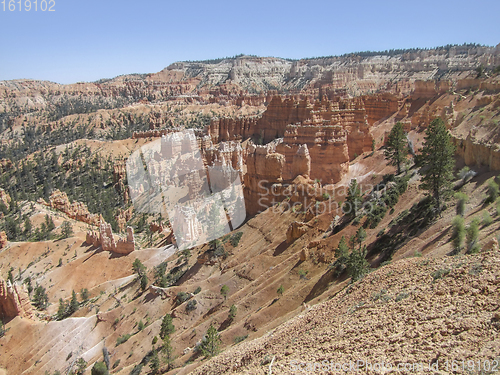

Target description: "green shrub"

left=116, top=333, right=131, bottom=346
left=482, top=211, right=493, bottom=226
left=487, top=179, right=500, bottom=203
left=177, top=291, right=189, bottom=303
left=193, top=286, right=201, bottom=294
left=230, top=232, right=243, bottom=247
left=137, top=320, right=144, bottom=331
left=228, top=304, right=237, bottom=319
left=451, top=216, right=465, bottom=254
left=112, top=359, right=121, bottom=369
left=455, top=192, right=468, bottom=217
left=186, top=299, right=197, bottom=311
left=91, top=361, right=109, bottom=375
left=466, top=218, right=480, bottom=253
left=234, top=335, right=248, bottom=344
left=431, top=268, right=450, bottom=281
left=346, top=246, right=369, bottom=281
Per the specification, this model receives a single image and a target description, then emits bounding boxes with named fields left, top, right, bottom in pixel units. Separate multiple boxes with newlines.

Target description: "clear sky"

left=0, top=0, right=499, bottom=84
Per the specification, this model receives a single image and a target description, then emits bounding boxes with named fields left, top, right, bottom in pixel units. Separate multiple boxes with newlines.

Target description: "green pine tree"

left=69, top=290, right=79, bottom=314
left=161, top=334, right=175, bottom=371
left=334, top=235, right=349, bottom=262
left=345, top=179, right=362, bottom=217
left=419, top=118, right=455, bottom=212
left=220, top=284, right=229, bottom=300
left=159, top=313, right=175, bottom=340
left=384, top=121, right=408, bottom=174
left=199, top=324, right=221, bottom=358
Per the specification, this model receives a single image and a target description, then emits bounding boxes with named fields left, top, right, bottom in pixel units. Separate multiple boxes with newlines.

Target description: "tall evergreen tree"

left=334, top=235, right=349, bottom=261
left=345, top=179, right=362, bottom=217
left=419, top=118, right=455, bottom=212
left=199, top=324, right=221, bottom=358
left=159, top=313, right=175, bottom=340
left=384, top=121, right=408, bottom=174
left=69, top=290, right=79, bottom=314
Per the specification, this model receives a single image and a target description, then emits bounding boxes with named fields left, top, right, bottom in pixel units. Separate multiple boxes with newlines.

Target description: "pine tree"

left=199, top=324, right=221, bottom=358
left=345, top=179, right=362, bottom=217
left=69, top=290, right=79, bottom=314
left=161, top=334, right=175, bottom=371
left=346, top=246, right=369, bottom=281
left=159, top=313, right=175, bottom=340
left=228, top=304, right=237, bottom=320
left=140, top=273, right=148, bottom=292
left=419, top=118, right=455, bottom=212
left=61, top=221, right=73, bottom=239
left=148, top=347, right=160, bottom=374
left=384, top=122, right=408, bottom=174
left=334, top=236, right=349, bottom=261
left=57, top=298, right=67, bottom=320
left=24, top=217, right=32, bottom=237
left=355, top=227, right=366, bottom=250
left=220, top=284, right=229, bottom=300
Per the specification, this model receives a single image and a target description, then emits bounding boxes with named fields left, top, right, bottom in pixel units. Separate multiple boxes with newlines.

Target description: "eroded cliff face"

left=0, top=278, right=34, bottom=320
left=40, top=189, right=102, bottom=226
left=86, top=222, right=135, bottom=254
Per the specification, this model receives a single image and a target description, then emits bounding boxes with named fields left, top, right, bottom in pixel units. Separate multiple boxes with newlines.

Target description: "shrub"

left=151, top=336, right=158, bottom=345
left=455, top=192, right=468, bottom=217
left=277, top=285, right=284, bottom=296
left=116, top=333, right=131, bottom=346
left=431, top=268, right=450, bottom=281
left=186, top=299, right=197, bottom=311
left=234, top=335, right=248, bottom=344
left=112, top=359, right=121, bottom=369
left=230, top=232, right=243, bottom=247
left=80, top=288, right=89, bottom=302
left=482, top=211, right=493, bottom=226
left=487, top=179, right=500, bottom=203
left=177, top=292, right=189, bottom=303
left=466, top=219, right=480, bottom=253
left=90, top=361, right=109, bottom=375
left=220, top=285, right=229, bottom=300
left=228, top=304, right=237, bottom=319
left=451, top=216, right=465, bottom=254
left=137, top=320, right=144, bottom=331
left=193, top=286, right=201, bottom=294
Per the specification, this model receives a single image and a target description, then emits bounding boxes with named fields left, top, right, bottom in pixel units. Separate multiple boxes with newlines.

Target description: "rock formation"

left=43, top=189, right=102, bottom=226
left=86, top=222, right=135, bottom=254
left=0, top=188, right=11, bottom=208
left=0, top=278, right=34, bottom=320
left=0, top=231, right=7, bottom=249
left=286, top=221, right=310, bottom=244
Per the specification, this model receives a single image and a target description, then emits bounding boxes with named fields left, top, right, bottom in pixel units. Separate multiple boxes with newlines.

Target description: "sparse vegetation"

left=220, top=284, right=229, bottom=300
left=116, top=333, right=132, bottom=346
left=451, top=216, right=465, bottom=254
left=466, top=219, right=480, bottom=253
left=455, top=192, right=468, bottom=217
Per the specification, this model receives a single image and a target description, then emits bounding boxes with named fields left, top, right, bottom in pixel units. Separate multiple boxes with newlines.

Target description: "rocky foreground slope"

left=191, top=246, right=500, bottom=374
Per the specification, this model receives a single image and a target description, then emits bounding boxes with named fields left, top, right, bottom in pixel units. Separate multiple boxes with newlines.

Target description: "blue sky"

left=0, top=0, right=499, bottom=84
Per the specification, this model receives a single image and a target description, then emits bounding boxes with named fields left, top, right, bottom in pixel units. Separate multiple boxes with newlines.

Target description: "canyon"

left=0, top=45, right=499, bottom=375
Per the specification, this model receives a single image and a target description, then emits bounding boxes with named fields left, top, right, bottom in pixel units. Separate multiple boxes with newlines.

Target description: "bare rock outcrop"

left=0, top=231, right=7, bottom=249
left=0, top=188, right=11, bottom=208
left=0, top=278, right=34, bottom=320
left=86, top=223, right=135, bottom=254
left=44, top=189, right=102, bottom=226
left=286, top=221, right=310, bottom=244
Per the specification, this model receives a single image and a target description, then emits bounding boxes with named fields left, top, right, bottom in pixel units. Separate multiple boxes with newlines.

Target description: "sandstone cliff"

left=0, top=278, right=34, bottom=320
